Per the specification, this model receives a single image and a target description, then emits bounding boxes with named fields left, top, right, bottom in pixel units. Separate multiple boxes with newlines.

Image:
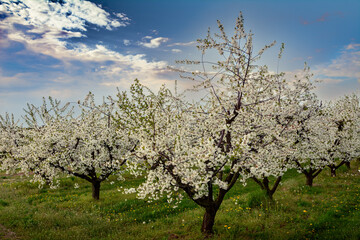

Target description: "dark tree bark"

left=264, top=176, right=282, bottom=201
left=345, top=161, right=351, bottom=169
left=91, top=180, right=101, bottom=200
left=201, top=206, right=218, bottom=235
left=294, top=160, right=322, bottom=187
left=328, top=160, right=346, bottom=177
left=163, top=158, right=240, bottom=235
left=48, top=162, right=104, bottom=200
left=305, top=174, right=313, bottom=186
left=251, top=176, right=282, bottom=201
left=303, top=168, right=322, bottom=187
left=330, top=166, right=337, bottom=177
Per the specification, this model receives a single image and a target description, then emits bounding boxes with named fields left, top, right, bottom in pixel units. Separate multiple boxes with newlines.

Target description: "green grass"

left=0, top=162, right=359, bottom=240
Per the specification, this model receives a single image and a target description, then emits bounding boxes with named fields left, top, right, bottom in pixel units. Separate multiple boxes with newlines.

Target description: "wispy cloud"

left=317, top=12, right=330, bottom=22
left=171, top=48, right=182, bottom=53
left=0, top=41, right=174, bottom=89
left=139, top=36, right=170, bottom=48
left=167, top=41, right=196, bottom=47
left=300, top=12, right=343, bottom=25
left=285, top=43, right=360, bottom=100
left=313, top=43, right=360, bottom=83
left=151, top=29, right=159, bottom=35
left=123, top=39, right=131, bottom=46
left=345, top=43, right=360, bottom=50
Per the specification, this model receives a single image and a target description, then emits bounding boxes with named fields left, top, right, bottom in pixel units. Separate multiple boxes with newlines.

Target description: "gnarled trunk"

left=91, top=180, right=101, bottom=200
left=251, top=176, right=282, bottom=201
left=303, top=168, right=322, bottom=187
left=328, top=161, right=347, bottom=177
left=305, top=175, right=313, bottom=186
left=201, top=206, right=218, bottom=235
left=264, top=176, right=282, bottom=201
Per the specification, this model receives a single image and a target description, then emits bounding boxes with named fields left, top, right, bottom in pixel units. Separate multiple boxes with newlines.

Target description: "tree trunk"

left=265, top=189, right=274, bottom=201
left=330, top=167, right=336, bottom=177
left=305, top=175, right=313, bottom=187
left=92, top=181, right=101, bottom=200
left=264, top=176, right=281, bottom=201
left=201, top=206, right=217, bottom=235
left=345, top=161, right=351, bottom=169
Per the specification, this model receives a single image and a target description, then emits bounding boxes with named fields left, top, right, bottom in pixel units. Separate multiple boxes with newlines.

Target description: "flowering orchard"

left=1, top=94, right=136, bottom=200
left=1, top=13, right=359, bottom=235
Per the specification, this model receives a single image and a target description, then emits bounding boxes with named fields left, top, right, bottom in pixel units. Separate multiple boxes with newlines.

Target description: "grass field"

left=0, top=162, right=359, bottom=240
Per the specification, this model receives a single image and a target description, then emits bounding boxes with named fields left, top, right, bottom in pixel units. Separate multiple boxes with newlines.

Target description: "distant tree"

left=0, top=113, right=24, bottom=174
left=325, top=94, right=360, bottom=177
left=290, top=95, right=334, bottom=187
left=240, top=69, right=317, bottom=199
left=1, top=94, right=135, bottom=200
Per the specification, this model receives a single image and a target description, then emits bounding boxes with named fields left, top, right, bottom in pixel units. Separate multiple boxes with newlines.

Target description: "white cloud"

left=123, top=39, right=131, bottom=46
left=315, top=78, right=344, bottom=84
left=0, top=0, right=182, bottom=118
left=0, top=0, right=131, bottom=55
left=115, top=12, right=130, bottom=21
left=171, top=48, right=182, bottom=53
left=0, top=71, right=35, bottom=88
left=139, top=37, right=169, bottom=48
left=0, top=0, right=173, bottom=85
left=0, top=0, right=130, bottom=32
left=0, top=84, right=86, bottom=117
left=167, top=41, right=196, bottom=47
left=313, top=43, right=360, bottom=83
left=345, top=43, right=360, bottom=50
left=284, top=43, right=360, bottom=100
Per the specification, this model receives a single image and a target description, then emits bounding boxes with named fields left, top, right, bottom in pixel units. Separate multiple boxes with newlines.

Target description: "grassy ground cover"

left=0, top=161, right=359, bottom=240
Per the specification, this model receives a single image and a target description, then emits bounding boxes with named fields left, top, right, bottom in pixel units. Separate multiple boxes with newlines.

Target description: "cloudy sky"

left=0, top=0, right=359, bottom=117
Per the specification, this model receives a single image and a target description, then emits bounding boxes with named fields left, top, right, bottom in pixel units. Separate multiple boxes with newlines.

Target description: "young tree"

left=118, top=13, right=313, bottom=234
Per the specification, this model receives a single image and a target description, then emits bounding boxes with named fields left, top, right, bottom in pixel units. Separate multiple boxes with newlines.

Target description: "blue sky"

left=0, top=0, right=359, bottom=117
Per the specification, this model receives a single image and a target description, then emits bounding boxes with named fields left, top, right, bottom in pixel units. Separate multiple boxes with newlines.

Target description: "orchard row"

left=1, top=13, right=359, bottom=235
